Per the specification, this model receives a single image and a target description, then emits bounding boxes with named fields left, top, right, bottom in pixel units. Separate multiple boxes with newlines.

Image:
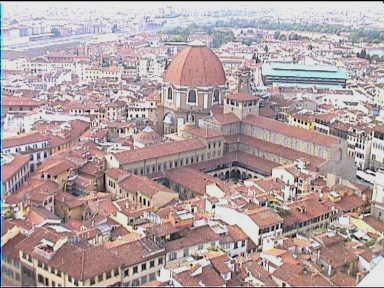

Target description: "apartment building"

left=17, top=226, right=166, bottom=287
left=105, top=168, right=178, bottom=207
left=3, top=154, right=31, bottom=195
left=3, top=132, right=51, bottom=172
left=3, top=96, right=45, bottom=114
left=370, top=124, right=384, bottom=170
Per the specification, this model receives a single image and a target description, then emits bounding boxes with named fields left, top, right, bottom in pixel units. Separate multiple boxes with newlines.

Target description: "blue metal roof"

left=262, top=64, right=348, bottom=79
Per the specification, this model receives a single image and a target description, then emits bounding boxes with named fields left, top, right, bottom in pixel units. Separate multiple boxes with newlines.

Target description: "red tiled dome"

left=164, top=42, right=226, bottom=87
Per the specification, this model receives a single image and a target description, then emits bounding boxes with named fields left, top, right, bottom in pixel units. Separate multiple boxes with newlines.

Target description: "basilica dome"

left=164, top=40, right=226, bottom=87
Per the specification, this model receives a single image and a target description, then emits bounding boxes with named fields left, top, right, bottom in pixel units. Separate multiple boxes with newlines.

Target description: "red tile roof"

left=173, top=264, right=225, bottom=287
left=4, top=132, right=50, bottom=148
left=113, top=139, right=206, bottom=165
left=105, top=168, right=128, bottom=180
left=183, top=126, right=224, bottom=139
left=284, top=195, right=332, bottom=226
left=226, top=91, right=259, bottom=102
left=119, top=174, right=175, bottom=198
left=164, top=167, right=231, bottom=196
left=164, top=45, right=226, bottom=87
left=165, top=225, right=220, bottom=251
left=211, top=106, right=240, bottom=125
left=239, top=134, right=327, bottom=168
left=3, top=154, right=30, bottom=182
left=248, top=207, right=283, bottom=229
left=243, top=115, right=340, bottom=147
left=3, top=96, right=44, bottom=107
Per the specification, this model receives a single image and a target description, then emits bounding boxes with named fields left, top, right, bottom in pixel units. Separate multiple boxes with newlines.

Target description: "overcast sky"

left=2, top=1, right=383, bottom=11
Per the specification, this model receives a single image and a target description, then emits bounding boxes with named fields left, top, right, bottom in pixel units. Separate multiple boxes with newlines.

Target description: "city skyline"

left=2, top=1, right=384, bottom=13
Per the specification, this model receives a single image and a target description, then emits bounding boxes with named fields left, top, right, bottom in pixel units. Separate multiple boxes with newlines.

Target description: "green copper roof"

left=262, top=64, right=348, bottom=79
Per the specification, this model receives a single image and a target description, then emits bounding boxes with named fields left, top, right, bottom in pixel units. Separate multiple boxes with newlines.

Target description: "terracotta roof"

left=226, top=91, right=259, bottom=102
left=284, top=195, right=332, bottom=226
left=3, top=233, right=28, bottom=259
left=164, top=167, right=231, bottom=196
left=211, top=106, right=240, bottom=125
left=239, top=134, right=326, bottom=168
left=210, top=254, right=232, bottom=275
left=165, top=225, right=220, bottom=251
left=5, top=179, right=58, bottom=205
left=319, top=244, right=358, bottom=269
left=248, top=207, right=283, bottom=229
left=27, top=206, right=61, bottom=225
left=243, top=115, right=341, bottom=147
left=331, top=272, right=356, bottom=287
left=16, top=226, right=164, bottom=281
left=164, top=44, right=226, bottom=87
left=113, top=139, right=206, bottom=165
left=183, top=126, right=224, bottom=139
left=315, top=233, right=345, bottom=248
left=55, top=191, right=86, bottom=209
left=3, top=96, right=44, bottom=107
left=187, top=150, right=279, bottom=175
left=272, top=263, right=332, bottom=286
left=37, top=158, right=77, bottom=177
left=363, top=216, right=384, bottom=233
left=242, top=261, right=278, bottom=286
left=227, top=225, right=248, bottom=241
left=105, top=168, right=128, bottom=180
left=328, top=194, right=365, bottom=213
left=119, top=174, right=175, bottom=198
left=4, top=132, right=49, bottom=148
left=3, top=154, right=30, bottom=182
left=147, top=222, right=191, bottom=238
left=173, top=264, right=225, bottom=287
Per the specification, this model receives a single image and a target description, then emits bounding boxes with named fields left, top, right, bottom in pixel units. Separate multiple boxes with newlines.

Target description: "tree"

left=361, top=48, right=367, bottom=58
left=51, top=27, right=61, bottom=37
left=367, top=54, right=372, bottom=64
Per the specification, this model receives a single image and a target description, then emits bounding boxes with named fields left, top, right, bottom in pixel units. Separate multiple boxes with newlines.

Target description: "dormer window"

left=188, top=90, right=197, bottom=104
left=167, top=87, right=173, bottom=100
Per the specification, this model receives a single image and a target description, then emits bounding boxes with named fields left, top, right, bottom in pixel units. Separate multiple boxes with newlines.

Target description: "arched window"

left=167, top=87, right=173, bottom=100
left=213, top=89, right=220, bottom=103
left=188, top=90, right=197, bottom=104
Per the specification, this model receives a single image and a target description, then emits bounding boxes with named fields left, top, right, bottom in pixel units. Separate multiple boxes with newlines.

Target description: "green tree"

left=361, top=48, right=367, bottom=58
left=367, top=54, right=372, bottom=64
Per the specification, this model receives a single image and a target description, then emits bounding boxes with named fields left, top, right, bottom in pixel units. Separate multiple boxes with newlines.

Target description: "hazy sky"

left=2, top=1, right=383, bottom=11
